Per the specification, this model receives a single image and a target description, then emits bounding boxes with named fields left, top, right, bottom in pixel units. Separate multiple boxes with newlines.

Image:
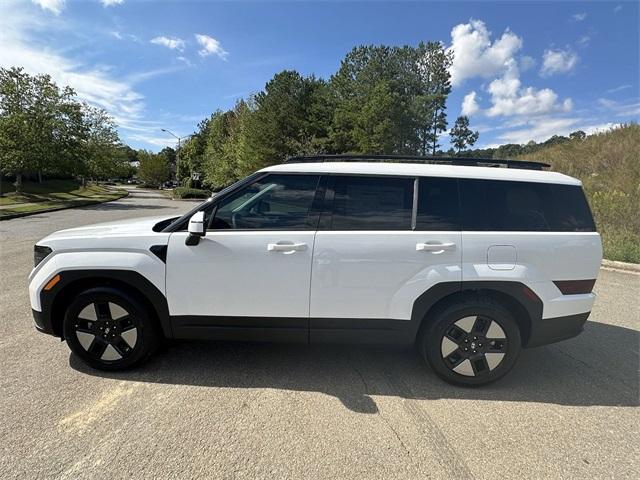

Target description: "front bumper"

left=525, top=311, right=591, bottom=348
left=32, top=308, right=57, bottom=336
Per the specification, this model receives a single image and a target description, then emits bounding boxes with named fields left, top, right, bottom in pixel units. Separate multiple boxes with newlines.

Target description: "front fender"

left=29, top=250, right=165, bottom=311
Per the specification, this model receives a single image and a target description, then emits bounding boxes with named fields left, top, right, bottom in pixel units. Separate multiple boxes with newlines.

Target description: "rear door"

left=309, top=175, right=462, bottom=342
left=458, top=178, right=602, bottom=319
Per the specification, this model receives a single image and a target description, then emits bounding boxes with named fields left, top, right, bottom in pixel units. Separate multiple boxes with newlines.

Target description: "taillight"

left=553, top=279, right=596, bottom=295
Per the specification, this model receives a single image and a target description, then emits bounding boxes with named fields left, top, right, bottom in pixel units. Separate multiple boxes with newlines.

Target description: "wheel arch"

left=43, top=270, right=172, bottom=339
left=411, top=281, right=542, bottom=347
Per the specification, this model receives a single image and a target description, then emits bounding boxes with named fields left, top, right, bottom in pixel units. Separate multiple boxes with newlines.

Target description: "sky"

left=1, top=0, right=638, bottom=151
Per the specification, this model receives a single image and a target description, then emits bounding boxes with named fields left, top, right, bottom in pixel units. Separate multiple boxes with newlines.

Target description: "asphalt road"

left=1, top=188, right=638, bottom=480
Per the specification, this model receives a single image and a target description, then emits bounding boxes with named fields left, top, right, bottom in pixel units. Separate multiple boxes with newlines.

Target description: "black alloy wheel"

left=63, top=288, right=159, bottom=370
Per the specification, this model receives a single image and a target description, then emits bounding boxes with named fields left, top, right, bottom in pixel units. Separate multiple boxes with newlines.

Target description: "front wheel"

left=420, top=297, right=522, bottom=386
left=63, top=287, right=160, bottom=371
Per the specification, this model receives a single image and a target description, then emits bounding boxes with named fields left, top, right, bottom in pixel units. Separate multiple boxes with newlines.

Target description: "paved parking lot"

left=1, top=188, right=638, bottom=479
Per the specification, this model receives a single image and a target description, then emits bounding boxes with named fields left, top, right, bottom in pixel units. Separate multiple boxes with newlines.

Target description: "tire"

left=63, top=287, right=160, bottom=371
left=419, top=297, right=522, bottom=387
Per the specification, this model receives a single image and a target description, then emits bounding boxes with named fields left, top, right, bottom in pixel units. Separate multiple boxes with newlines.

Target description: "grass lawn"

left=0, top=179, right=127, bottom=218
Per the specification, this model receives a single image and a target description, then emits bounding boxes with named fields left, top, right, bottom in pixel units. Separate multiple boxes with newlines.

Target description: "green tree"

left=329, top=43, right=453, bottom=155
left=330, top=45, right=418, bottom=154
left=81, top=104, right=125, bottom=181
left=0, top=67, right=125, bottom=191
left=202, top=109, right=234, bottom=187
left=450, top=115, right=479, bottom=153
left=415, top=42, right=453, bottom=155
left=179, top=131, right=206, bottom=186
left=569, top=130, right=586, bottom=141
left=137, top=150, right=170, bottom=188
left=226, top=99, right=258, bottom=180
left=0, top=67, right=39, bottom=191
left=158, top=146, right=177, bottom=180
left=350, top=80, right=397, bottom=153
left=249, top=71, right=330, bottom=165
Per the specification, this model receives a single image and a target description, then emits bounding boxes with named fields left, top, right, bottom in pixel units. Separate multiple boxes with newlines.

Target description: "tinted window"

left=327, top=176, right=414, bottom=230
left=211, top=174, right=320, bottom=230
left=460, top=179, right=595, bottom=232
left=416, top=177, right=460, bottom=230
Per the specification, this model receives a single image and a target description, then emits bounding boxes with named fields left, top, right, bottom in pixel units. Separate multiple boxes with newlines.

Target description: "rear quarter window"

left=460, top=179, right=596, bottom=232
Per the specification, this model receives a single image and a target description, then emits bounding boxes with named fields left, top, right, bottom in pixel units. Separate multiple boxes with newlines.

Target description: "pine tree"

left=450, top=116, right=480, bottom=153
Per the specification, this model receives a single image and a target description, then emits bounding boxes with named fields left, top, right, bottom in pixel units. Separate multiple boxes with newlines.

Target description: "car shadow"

left=70, top=320, right=639, bottom=414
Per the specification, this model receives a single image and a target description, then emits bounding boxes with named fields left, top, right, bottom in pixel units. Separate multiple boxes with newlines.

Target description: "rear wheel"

left=420, top=297, right=522, bottom=386
left=63, top=287, right=160, bottom=371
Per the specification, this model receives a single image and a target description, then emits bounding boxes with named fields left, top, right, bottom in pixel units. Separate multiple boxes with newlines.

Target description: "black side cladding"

left=150, top=245, right=168, bottom=263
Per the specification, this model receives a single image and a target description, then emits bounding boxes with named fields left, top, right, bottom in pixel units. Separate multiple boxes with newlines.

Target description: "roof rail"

left=284, top=154, right=550, bottom=171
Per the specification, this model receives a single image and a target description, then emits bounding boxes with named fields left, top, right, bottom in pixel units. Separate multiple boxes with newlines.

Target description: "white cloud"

left=577, top=35, right=591, bottom=47
left=520, top=55, right=536, bottom=71
left=31, top=0, right=65, bottom=15
left=0, top=2, right=156, bottom=143
left=486, top=62, right=573, bottom=117
left=101, top=0, right=124, bottom=6
left=195, top=34, right=228, bottom=60
left=461, top=91, right=480, bottom=116
left=606, top=84, right=632, bottom=93
left=127, top=133, right=178, bottom=148
left=177, top=56, right=194, bottom=67
left=540, top=48, right=578, bottom=77
left=150, top=36, right=186, bottom=52
left=614, top=5, right=623, bottom=13
left=497, top=118, right=618, bottom=144
left=447, top=19, right=522, bottom=86
left=448, top=20, right=573, bottom=121
left=126, top=67, right=182, bottom=85
left=572, top=13, right=587, bottom=21
left=597, top=98, right=640, bottom=117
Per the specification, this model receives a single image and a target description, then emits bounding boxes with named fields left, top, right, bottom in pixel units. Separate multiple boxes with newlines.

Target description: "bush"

left=173, top=187, right=211, bottom=199
left=519, top=124, right=640, bottom=263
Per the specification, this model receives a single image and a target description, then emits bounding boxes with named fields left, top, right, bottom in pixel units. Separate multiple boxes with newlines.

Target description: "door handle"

left=416, top=242, right=456, bottom=252
left=267, top=242, right=307, bottom=252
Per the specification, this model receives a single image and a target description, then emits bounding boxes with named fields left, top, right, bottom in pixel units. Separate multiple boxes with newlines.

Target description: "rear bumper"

left=525, top=311, right=590, bottom=348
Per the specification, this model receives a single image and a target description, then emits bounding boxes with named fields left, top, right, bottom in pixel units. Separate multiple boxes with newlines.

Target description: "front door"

left=166, top=173, right=321, bottom=340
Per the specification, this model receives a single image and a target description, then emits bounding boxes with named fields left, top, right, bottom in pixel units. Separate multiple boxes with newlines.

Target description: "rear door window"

left=460, top=179, right=596, bottom=232
left=325, top=175, right=414, bottom=230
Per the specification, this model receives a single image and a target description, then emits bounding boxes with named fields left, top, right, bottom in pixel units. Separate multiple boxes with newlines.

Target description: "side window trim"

left=411, top=177, right=419, bottom=230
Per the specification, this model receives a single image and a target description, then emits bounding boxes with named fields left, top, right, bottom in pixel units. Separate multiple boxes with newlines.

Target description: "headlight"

left=34, top=245, right=52, bottom=267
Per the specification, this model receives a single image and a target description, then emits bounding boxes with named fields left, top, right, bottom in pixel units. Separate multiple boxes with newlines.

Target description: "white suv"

left=28, top=156, right=602, bottom=386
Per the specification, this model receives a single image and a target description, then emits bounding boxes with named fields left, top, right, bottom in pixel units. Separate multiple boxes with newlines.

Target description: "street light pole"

left=160, top=128, right=180, bottom=181
left=160, top=129, right=192, bottom=184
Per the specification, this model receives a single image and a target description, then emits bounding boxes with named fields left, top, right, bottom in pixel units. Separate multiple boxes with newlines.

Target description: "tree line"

left=1, top=41, right=484, bottom=193
left=460, top=130, right=588, bottom=159
left=179, top=42, right=479, bottom=189
left=0, top=67, right=132, bottom=192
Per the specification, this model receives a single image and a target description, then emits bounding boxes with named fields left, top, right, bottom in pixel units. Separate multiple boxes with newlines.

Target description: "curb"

left=0, top=190, right=129, bottom=221
left=601, top=259, right=640, bottom=273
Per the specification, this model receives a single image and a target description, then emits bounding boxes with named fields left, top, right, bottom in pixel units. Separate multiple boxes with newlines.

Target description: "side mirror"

left=186, top=211, right=205, bottom=246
